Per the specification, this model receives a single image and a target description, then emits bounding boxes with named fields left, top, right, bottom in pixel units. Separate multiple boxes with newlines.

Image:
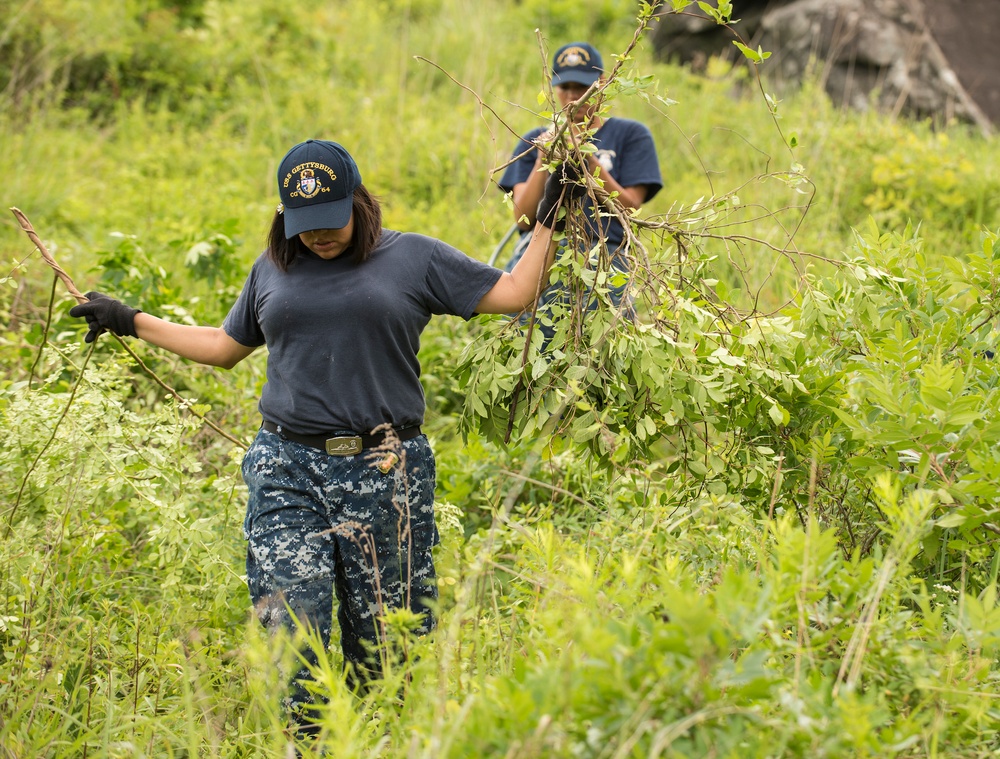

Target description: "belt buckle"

left=325, top=436, right=362, bottom=456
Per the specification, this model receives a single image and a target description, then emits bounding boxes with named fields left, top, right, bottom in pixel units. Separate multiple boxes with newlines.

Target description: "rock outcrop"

left=652, top=0, right=996, bottom=134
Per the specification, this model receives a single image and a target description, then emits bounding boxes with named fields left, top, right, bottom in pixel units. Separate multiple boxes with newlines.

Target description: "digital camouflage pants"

left=241, top=427, right=438, bottom=720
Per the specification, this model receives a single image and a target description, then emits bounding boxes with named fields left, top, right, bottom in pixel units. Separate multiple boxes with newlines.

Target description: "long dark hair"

left=265, top=184, right=383, bottom=272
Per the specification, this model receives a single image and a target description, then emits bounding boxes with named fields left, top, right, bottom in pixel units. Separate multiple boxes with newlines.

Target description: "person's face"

left=556, top=81, right=599, bottom=122
left=298, top=214, right=355, bottom=259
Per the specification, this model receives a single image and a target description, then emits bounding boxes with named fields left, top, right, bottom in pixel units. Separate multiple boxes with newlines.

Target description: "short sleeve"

left=222, top=260, right=267, bottom=347
left=497, top=127, right=547, bottom=194
left=615, top=122, right=663, bottom=202
left=422, top=240, right=503, bottom=320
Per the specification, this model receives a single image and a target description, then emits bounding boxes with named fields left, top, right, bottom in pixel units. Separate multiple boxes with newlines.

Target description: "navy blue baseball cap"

left=277, top=139, right=362, bottom=238
left=551, top=42, right=604, bottom=87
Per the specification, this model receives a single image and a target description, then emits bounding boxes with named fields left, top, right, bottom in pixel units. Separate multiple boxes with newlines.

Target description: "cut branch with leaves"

left=451, top=3, right=818, bottom=477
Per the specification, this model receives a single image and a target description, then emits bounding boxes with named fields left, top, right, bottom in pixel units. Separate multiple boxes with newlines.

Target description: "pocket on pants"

left=240, top=429, right=288, bottom=540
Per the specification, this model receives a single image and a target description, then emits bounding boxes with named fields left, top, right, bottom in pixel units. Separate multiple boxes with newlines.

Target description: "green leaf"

left=697, top=1, right=722, bottom=23
left=470, top=393, right=488, bottom=418
left=936, top=512, right=967, bottom=529
left=732, top=40, right=770, bottom=63
left=768, top=402, right=789, bottom=427
left=531, top=356, right=548, bottom=380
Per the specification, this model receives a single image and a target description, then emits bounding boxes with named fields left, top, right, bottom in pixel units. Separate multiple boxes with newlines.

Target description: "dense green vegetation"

left=3, top=0, right=1000, bottom=756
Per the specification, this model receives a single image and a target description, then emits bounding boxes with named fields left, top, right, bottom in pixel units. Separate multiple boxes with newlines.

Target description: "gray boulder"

left=651, top=0, right=996, bottom=134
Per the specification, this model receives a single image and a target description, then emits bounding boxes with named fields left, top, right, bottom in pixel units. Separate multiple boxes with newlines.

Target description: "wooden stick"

left=11, top=207, right=88, bottom=303
left=9, top=207, right=245, bottom=448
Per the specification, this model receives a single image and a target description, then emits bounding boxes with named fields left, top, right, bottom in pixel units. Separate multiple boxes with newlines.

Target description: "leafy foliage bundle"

left=2, top=0, right=1000, bottom=756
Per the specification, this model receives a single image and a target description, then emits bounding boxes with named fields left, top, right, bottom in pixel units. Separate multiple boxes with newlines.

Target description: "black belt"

left=261, top=420, right=422, bottom=456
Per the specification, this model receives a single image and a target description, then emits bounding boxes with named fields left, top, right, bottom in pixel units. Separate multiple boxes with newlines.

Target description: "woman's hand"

left=69, top=291, right=141, bottom=343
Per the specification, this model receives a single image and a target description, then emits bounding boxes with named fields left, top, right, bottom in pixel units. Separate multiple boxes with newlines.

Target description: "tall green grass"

left=2, top=1, right=1000, bottom=756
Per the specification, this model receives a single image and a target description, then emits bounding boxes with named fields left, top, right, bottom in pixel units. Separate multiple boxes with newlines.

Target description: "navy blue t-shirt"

left=223, top=229, right=502, bottom=435
left=498, top=117, right=663, bottom=253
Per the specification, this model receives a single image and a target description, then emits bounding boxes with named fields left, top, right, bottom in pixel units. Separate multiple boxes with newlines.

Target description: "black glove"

left=68, top=291, right=141, bottom=343
left=536, top=161, right=587, bottom=231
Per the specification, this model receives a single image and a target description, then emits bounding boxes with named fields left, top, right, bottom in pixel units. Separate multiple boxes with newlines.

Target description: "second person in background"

left=497, top=41, right=663, bottom=332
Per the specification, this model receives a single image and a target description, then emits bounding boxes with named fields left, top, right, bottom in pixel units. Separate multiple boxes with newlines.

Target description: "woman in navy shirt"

left=70, top=138, right=570, bottom=732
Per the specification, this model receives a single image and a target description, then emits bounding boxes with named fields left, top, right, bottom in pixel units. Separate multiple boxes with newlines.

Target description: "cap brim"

left=551, top=71, right=600, bottom=87
left=283, top=196, right=354, bottom=238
